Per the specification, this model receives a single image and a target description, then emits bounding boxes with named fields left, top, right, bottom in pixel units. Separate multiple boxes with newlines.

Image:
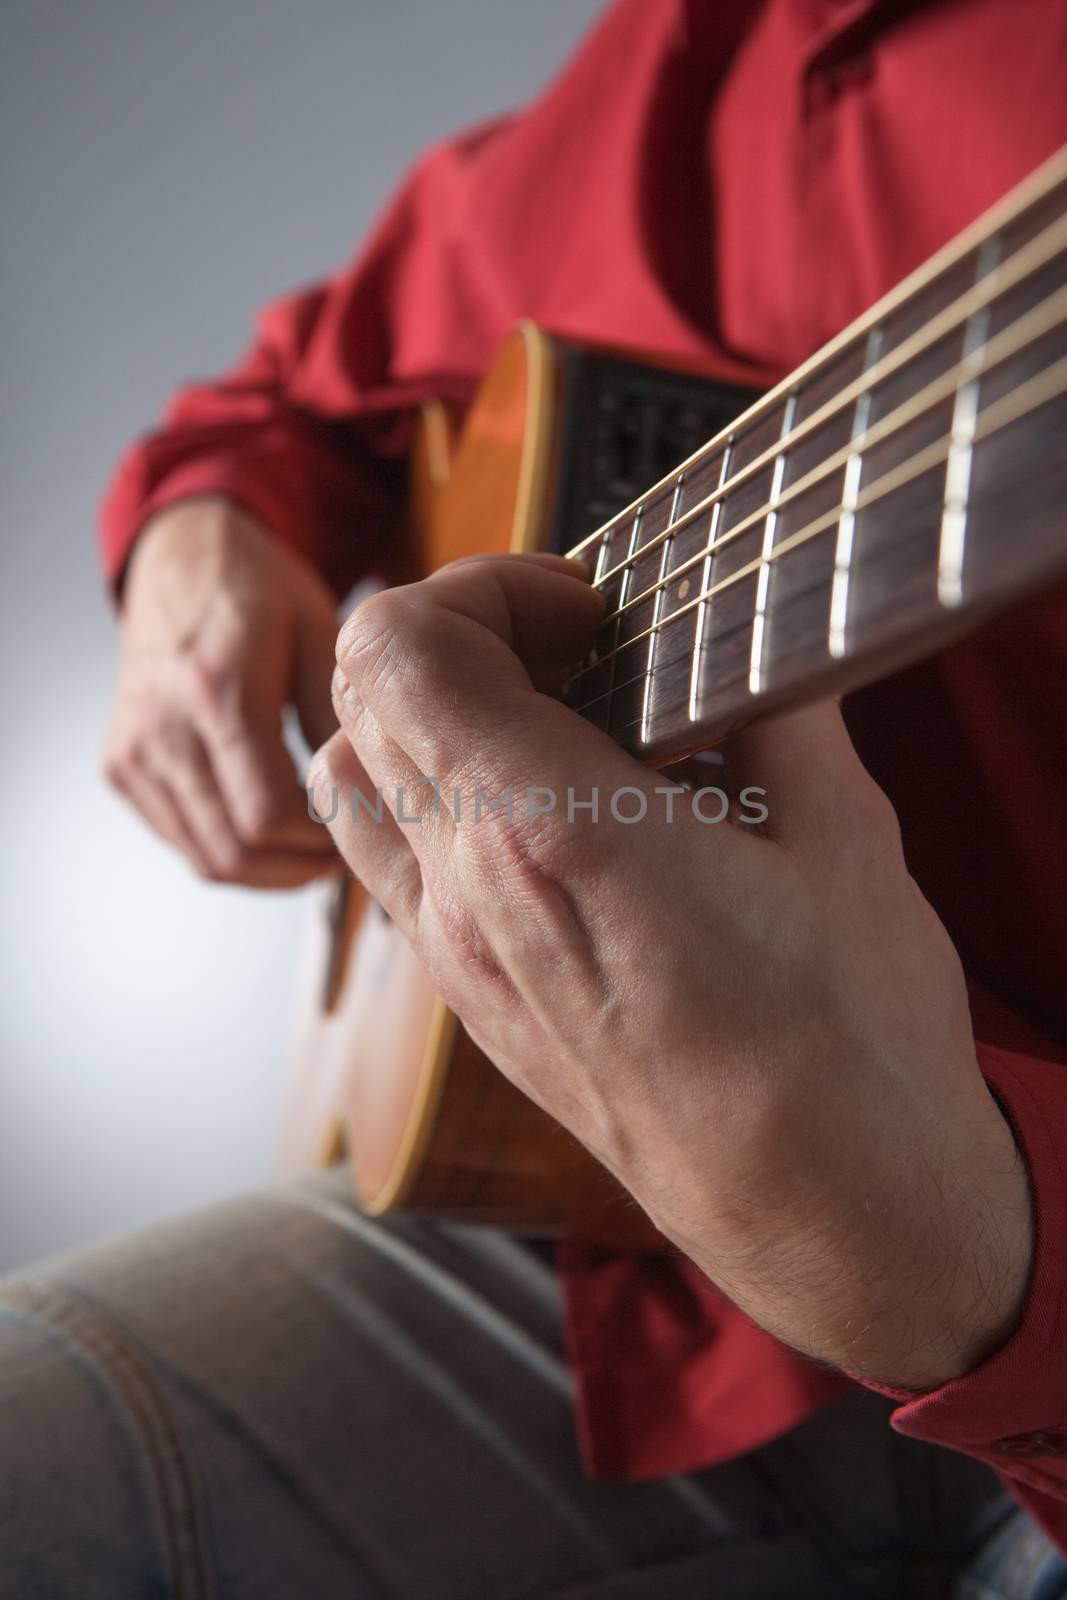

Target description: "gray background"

left=0, top=0, right=603, bottom=1271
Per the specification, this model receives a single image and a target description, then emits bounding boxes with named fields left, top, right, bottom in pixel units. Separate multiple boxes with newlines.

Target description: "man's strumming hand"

left=311, top=552, right=1034, bottom=1390
left=103, top=497, right=340, bottom=888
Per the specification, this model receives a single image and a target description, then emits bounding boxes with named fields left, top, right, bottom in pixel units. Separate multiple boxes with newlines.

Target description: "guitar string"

left=579, top=277, right=1067, bottom=642
left=564, top=348, right=1067, bottom=709
left=570, top=351, right=1067, bottom=708
left=562, top=290, right=1067, bottom=694
left=566, top=209, right=1067, bottom=595
left=565, top=153, right=1067, bottom=573
left=578, top=232, right=1067, bottom=618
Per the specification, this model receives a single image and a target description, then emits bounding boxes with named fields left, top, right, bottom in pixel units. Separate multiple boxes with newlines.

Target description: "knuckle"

left=337, top=590, right=418, bottom=699
left=457, top=807, right=593, bottom=978
left=469, top=796, right=578, bottom=886
left=331, top=663, right=367, bottom=736
left=428, top=887, right=512, bottom=995
left=187, top=651, right=243, bottom=726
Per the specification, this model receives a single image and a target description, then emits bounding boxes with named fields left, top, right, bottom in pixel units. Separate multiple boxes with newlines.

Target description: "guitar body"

left=284, top=323, right=759, bottom=1238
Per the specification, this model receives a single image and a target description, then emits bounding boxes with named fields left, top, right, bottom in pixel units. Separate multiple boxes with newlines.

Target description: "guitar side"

left=285, top=324, right=665, bottom=1241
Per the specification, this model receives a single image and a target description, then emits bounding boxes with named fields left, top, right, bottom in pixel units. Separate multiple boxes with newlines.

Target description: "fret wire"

left=748, top=396, right=796, bottom=695
left=829, top=325, right=884, bottom=659
left=576, top=275, right=1067, bottom=655
left=567, top=349, right=1067, bottom=709
left=639, top=475, right=685, bottom=744
left=598, top=507, right=644, bottom=728
left=689, top=443, right=733, bottom=722
left=575, top=209, right=1067, bottom=592
left=937, top=236, right=1003, bottom=608
left=568, top=144, right=1067, bottom=569
left=588, top=530, right=614, bottom=720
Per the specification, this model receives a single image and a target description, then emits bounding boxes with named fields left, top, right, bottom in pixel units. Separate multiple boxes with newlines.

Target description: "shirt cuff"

left=866, top=1043, right=1067, bottom=1501
left=99, top=451, right=332, bottom=599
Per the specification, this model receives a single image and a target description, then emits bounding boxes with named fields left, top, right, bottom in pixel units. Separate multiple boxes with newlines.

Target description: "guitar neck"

left=564, top=144, right=1067, bottom=763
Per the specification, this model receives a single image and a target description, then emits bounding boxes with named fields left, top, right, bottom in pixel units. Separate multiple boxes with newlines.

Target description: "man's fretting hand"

left=311, top=552, right=1033, bottom=1391
left=103, top=497, right=340, bottom=887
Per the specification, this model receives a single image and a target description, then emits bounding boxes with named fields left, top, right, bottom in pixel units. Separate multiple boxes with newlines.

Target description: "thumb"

left=725, top=698, right=883, bottom=850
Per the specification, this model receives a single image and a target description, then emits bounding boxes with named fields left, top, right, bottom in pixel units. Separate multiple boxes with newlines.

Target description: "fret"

left=607, top=489, right=679, bottom=740
left=688, top=444, right=733, bottom=721
left=834, top=249, right=1001, bottom=651
left=937, top=238, right=1003, bottom=607
left=679, top=402, right=789, bottom=731
left=829, top=326, right=885, bottom=657
left=592, top=524, right=613, bottom=585
left=570, top=515, right=629, bottom=728
left=748, top=396, right=797, bottom=694
left=600, top=508, right=645, bottom=732
left=639, top=474, right=685, bottom=743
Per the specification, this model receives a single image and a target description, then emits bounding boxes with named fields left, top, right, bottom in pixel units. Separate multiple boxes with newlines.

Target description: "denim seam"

left=0, top=1280, right=212, bottom=1600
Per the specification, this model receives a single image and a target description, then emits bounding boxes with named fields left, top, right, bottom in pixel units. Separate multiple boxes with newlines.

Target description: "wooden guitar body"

left=284, top=323, right=756, bottom=1238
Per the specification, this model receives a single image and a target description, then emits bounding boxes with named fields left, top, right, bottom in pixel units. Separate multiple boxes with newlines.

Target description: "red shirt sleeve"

left=96, top=118, right=510, bottom=596
left=98, top=0, right=757, bottom=595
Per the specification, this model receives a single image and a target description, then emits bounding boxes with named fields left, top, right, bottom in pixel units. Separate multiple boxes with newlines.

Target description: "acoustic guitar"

left=283, top=141, right=1067, bottom=1241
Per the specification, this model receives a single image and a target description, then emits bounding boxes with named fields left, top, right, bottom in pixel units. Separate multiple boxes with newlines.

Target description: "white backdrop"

left=0, top=0, right=603, bottom=1271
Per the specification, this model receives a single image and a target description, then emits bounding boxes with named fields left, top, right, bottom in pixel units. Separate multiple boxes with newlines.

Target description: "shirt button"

left=992, top=1430, right=1067, bottom=1458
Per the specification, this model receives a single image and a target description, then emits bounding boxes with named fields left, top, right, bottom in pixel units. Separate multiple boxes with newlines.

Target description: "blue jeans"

left=0, top=1168, right=1063, bottom=1599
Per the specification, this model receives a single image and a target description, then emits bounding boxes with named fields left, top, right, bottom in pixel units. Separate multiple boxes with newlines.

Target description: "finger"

left=334, top=554, right=644, bottom=804
left=144, top=724, right=339, bottom=885
left=144, top=729, right=248, bottom=879
left=330, top=662, right=433, bottom=828
left=331, top=556, right=757, bottom=955
left=218, top=849, right=345, bottom=891
left=199, top=700, right=339, bottom=858
left=113, top=756, right=213, bottom=876
left=308, top=730, right=422, bottom=937
left=724, top=699, right=896, bottom=853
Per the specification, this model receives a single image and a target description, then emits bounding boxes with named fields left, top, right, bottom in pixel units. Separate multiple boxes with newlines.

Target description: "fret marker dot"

left=677, top=578, right=691, bottom=601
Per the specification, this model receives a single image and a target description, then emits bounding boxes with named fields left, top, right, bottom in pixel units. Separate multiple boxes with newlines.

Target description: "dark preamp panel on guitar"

left=545, top=344, right=760, bottom=555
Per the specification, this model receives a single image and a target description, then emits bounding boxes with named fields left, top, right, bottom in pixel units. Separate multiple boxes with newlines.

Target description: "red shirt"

left=100, top=0, right=1067, bottom=1550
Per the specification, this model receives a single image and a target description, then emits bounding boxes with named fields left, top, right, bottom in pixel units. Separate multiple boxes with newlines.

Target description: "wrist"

left=125, top=496, right=274, bottom=603
left=132, top=494, right=264, bottom=564
left=688, top=1089, right=1035, bottom=1393
left=840, top=1097, right=1034, bottom=1391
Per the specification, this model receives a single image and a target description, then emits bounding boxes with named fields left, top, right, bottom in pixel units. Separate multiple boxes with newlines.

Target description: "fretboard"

left=563, top=143, right=1067, bottom=763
